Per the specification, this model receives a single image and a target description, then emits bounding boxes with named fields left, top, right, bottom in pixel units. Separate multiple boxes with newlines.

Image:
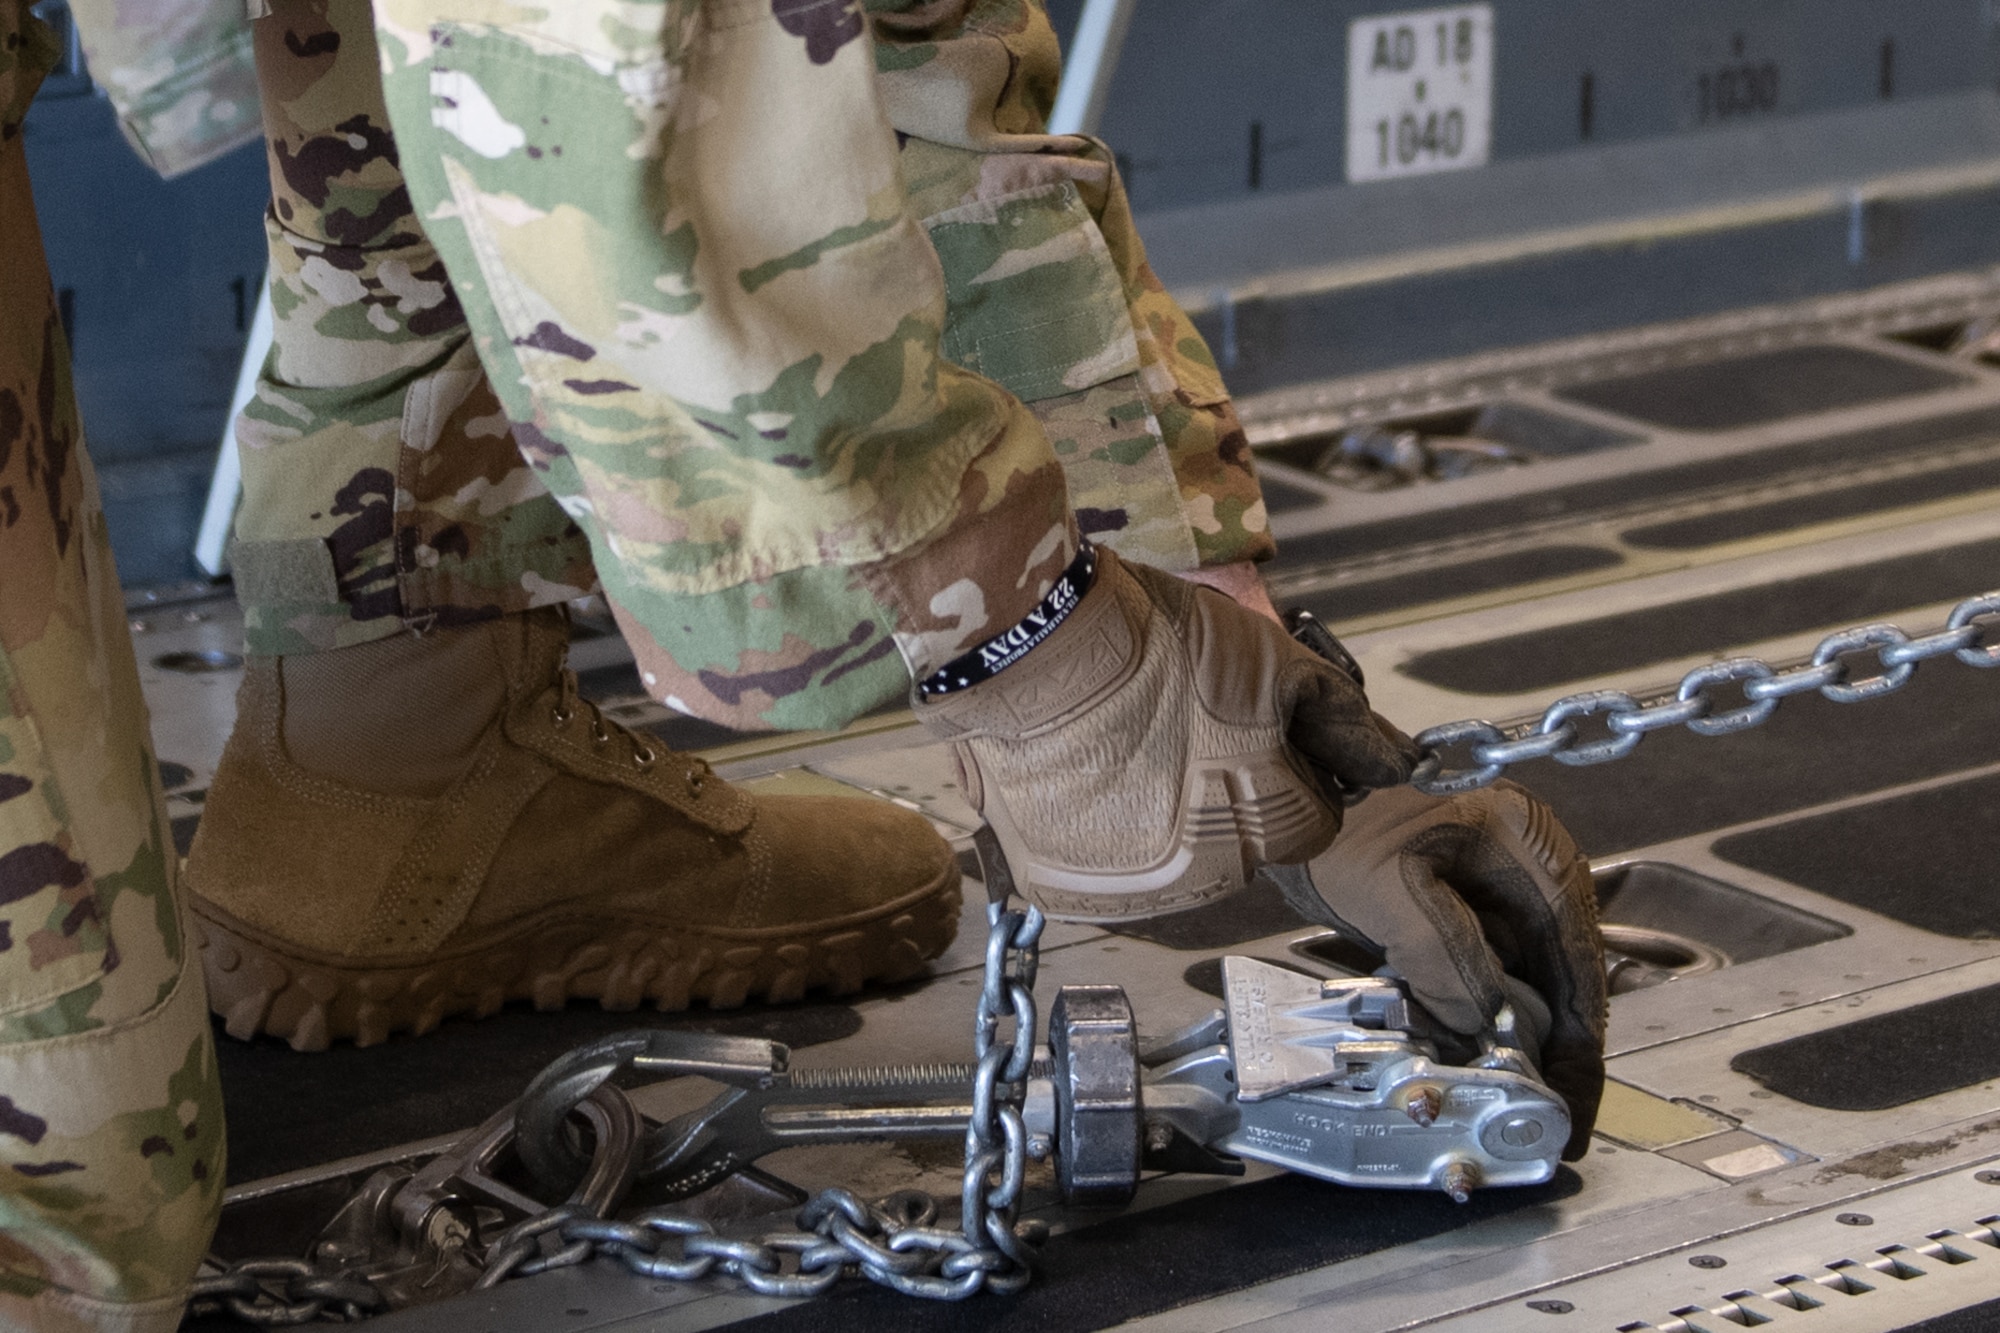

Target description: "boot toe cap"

left=744, top=794, right=958, bottom=929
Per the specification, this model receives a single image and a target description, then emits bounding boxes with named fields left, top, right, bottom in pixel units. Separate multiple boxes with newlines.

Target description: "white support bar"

left=1048, top=0, right=1139, bottom=136
left=193, top=274, right=271, bottom=578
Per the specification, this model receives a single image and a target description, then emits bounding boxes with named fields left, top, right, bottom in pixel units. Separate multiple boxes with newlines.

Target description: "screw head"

left=420, top=1202, right=474, bottom=1252
left=1500, top=1115, right=1546, bottom=1148
left=1689, top=1254, right=1727, bottom=1270
left=1405, top=1085, right=1443, bottom=1127
left=1837, top=1212, right=1874, bottom=1227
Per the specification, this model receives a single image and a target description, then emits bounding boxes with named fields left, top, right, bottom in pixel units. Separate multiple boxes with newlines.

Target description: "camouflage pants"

left=233, top=0, right=1271, bottom=731
left=0, top=8, right=226, bottom=1331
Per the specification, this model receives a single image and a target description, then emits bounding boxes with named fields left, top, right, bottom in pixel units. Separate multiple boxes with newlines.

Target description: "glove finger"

left=1286, top=664, right=1422, bottom=791
left=1446, top=782, right=1608, bottom=1158
left=1296, top=819, right=1511, bottom=1037
left=1498, top=973, right=1551, bottom=1073
left=1540, top=1033, right=1606, bottom=1161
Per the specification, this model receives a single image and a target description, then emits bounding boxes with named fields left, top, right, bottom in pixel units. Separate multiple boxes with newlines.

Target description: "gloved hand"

left=920, top=546, right=1418, bottom=921
left=1263, top=780, right=1608, bottom=1159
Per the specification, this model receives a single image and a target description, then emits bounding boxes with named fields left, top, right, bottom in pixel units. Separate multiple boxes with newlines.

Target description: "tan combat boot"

left=919, top=545, right=1416, bottom=922
left=184, top=609, right=960, bottom=1050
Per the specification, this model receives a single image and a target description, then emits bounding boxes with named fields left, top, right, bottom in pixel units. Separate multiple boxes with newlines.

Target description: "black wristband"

left=916, top=539, right=1098, bottom=699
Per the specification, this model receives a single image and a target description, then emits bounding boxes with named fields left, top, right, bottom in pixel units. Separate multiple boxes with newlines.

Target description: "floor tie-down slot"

left=1609, top=1213, right=2000, bottom=1332
left=1288, top=861, right=1849, bottom=998
left=1257, top=401, right=1641, bottom=494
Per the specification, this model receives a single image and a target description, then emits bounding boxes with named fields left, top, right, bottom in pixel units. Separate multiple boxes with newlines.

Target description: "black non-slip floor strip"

left=1504, top=659, right=2000, bottom=859
left=1287, top=544, right=1623, bottom=624
left=1554, top=344, right=1971, bottom=433
left=1893, top=1296, right=2000, bottom=1332
left=1730, top=981, right=2000, bottom=1111
left=732, top=1169, right=1581, bottom=1333
left=215, top=999, right=866, bottom=1185
left=1399, top=534, right=2000, bottom=695
left=1713, top=769, right=2000, bottom=940
left=1620, top=451, right=2000, bottom=551
left=1267, top=405, right=2000, bottom=571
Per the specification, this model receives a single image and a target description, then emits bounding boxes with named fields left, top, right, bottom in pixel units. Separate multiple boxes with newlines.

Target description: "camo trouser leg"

left=231, top=0, right=1076, bottom=733
left=229, top=0, right=600, bottom=659
left=234, top=0, right=1268, bottom=730
left=0, top=8, right=226, bottom=1329
left=874, top=0, right=1275, bottom=572
left=232, top=0, right=1072, bottom=730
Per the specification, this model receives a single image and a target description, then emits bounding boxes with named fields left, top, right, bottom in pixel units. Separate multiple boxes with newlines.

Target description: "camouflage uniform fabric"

left=874, top=0, right=1273, bottom=572
left=0, top=7, right=227, bottom=1330
left=232, top=0, right=602, bottom=659
left=235, top=0, right=1270, bottom=732
left=238, top=0, right=1077, bottom=733
left=65, top=0, right=262, bottom=178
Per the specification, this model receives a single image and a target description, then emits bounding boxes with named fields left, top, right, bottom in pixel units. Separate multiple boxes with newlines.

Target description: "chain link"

left=963, top=900, right=1046, bottom=1288
left=189, top=1260, right=387, bottom=1325
left=1411, top=590, right=2000, bottom=794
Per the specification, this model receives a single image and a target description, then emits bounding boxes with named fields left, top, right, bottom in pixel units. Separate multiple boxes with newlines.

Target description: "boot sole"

left=187, top=869, right=962, bottom=1052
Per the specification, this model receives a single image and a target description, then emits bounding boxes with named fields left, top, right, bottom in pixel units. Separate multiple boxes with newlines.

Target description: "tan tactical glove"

left=1264, top=781, right=1608, bottom=1159
left=919, top=546, right=1417, bottom=921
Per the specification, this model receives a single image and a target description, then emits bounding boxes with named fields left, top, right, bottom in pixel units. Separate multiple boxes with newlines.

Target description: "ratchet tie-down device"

left=590, top=953, right=1569, bottom=1213
left=235, top=948, right=1571, bottom=1317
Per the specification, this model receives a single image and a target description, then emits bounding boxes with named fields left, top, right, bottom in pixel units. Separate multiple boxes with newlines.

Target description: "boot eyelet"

left=686, top=772, right=705, bottom=796
left=551, top=704, right=574, bottom=727
left=591, top=719, right=613, bottom=746
left=632, top=744, right=657, bottom=771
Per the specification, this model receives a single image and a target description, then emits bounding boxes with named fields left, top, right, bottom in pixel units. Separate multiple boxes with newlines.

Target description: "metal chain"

left=188, top=1261, right=387, bottom=1325
left=190, top=900, right=1046, bottom=1321
left=1411, top=590, right=2000, bottom=795
left=472, top=900, right=1048, bottom=1302
left=961, top=899, right=1048, bottom=1294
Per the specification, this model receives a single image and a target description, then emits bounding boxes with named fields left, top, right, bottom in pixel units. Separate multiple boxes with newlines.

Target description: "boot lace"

left=550, top=670, right=710, bottom=796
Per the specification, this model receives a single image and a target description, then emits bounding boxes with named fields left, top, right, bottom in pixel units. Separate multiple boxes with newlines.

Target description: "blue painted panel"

left=1094, top=0, right=2000, bottom=214
left=22, top=3, right=267, bottom=580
